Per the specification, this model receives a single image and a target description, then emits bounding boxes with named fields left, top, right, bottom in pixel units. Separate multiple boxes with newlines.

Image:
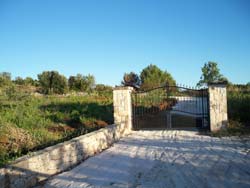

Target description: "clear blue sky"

left=0, top=0, right=249, bottom=86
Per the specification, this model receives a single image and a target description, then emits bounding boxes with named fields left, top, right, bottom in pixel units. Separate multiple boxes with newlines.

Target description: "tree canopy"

left=121, top=72, right=141, bottom=88
left=14, top=76, right=25, bottom=85
left=14, top=76, right=36, bottom=86
left=68, top=74, right=95, bottom=93
left=0, top=72, right=12, bottom=86
left=140, top=64, right=176, bottom=90
left=197, top=62, right=228, bottom=87
left=38, top=71, right=68, bottom=94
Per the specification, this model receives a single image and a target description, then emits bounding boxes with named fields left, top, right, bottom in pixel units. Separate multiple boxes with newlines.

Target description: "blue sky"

left=0, top=0, right=249, bottom=86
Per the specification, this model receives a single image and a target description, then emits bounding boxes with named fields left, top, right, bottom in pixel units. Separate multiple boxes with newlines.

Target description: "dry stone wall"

left=0, top=124, right=130, bottom=188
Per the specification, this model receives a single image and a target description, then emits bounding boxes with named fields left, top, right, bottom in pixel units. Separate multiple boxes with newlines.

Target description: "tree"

left=68, top=74, right=95, bottom=93
left=140, top=64, right=176, bottom=90
left=0, top=72, right=12, bottom=86
left=68, top=76, right=77, bottom=91
left=84, top=74, right=95, bottom=93
left=121, top=72, right=141, bottom=88
left=38, top=71, right=68, bottom=94
left=197, top=62, right=227, bottom=87
left=14, top=76, right=25, bottom=85
left=24, top=77, right=35, bottom=86
left=14, top=76, right=35, bottom=86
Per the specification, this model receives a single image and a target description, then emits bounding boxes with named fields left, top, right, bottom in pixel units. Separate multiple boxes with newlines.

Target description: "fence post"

left=113, top=86, right=134, bottom=136
left=208, top=82, right=228, bottom=132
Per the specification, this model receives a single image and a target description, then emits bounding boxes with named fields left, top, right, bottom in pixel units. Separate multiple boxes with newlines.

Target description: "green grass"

left=0, top=89, right=113, bottom=167
left=227, top=90, right=250, bottom=125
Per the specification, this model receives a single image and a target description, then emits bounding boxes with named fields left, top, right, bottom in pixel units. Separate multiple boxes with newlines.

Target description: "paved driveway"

left=43, top=130, right=250, bottom=188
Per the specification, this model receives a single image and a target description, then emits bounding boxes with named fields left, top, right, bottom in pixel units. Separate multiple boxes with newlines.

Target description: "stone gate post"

left=208, top=83, right=228, bottom=132
left=113, top=87, right=133, bottom=135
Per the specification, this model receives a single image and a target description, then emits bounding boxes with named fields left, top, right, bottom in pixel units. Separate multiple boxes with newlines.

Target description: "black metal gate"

left=132, top=85, right=209, bottom=130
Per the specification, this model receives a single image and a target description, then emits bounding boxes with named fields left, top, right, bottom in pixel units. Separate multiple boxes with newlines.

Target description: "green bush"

left=227, top=88, right=250, bottom=125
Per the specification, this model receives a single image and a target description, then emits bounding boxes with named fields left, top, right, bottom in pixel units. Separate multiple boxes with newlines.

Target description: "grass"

left=0, top=88, right=113, bottom=167
left=227, top=89, right=250, bottom=126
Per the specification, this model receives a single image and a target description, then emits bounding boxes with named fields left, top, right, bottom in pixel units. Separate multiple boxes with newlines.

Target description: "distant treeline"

left=1, top=62, right=249, bottom=95
left=0, top=71, right=113, bottom=95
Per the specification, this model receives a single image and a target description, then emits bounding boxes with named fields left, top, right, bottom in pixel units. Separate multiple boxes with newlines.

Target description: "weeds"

left=211, top=120, right=250, bottom=137
left=0, top=89, right=113, bottom=166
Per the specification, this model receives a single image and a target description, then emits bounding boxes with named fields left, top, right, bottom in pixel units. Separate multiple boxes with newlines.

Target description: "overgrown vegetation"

left=227, top=84, right=250, bottom=126
left=0, top=85, right=113, bottom=167
left=0, top=70, right=112, bottom=166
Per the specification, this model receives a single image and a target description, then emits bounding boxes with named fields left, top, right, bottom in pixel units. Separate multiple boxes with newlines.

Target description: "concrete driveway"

left=43, top=130, right=250, bottom=188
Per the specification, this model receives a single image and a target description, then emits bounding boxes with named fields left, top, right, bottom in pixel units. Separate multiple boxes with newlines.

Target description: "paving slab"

left=42, top=130, right=250, bottom=188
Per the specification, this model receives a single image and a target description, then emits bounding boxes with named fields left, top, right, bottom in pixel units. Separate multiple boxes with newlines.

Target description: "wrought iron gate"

left=132, top=85, right=209, bottom=130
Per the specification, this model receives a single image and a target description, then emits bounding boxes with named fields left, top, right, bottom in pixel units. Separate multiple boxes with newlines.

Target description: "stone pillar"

left=208, top=83, right=228, bottom=132
left=113, top=87, right=133, bottom=135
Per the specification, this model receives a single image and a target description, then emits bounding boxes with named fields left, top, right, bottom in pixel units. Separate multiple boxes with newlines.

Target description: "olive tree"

left=38, top=71, right=68, bottom=94
left=68, top=74, right=95, bottom=93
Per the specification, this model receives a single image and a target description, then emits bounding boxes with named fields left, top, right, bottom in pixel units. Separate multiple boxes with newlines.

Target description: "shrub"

left=227, top=86, right=250, bottom=125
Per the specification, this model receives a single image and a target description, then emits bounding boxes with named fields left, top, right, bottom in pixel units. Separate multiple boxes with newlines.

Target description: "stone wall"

left=0, top=123, right=130, bottom=188
left=208, top=83, right=228, bottom=132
